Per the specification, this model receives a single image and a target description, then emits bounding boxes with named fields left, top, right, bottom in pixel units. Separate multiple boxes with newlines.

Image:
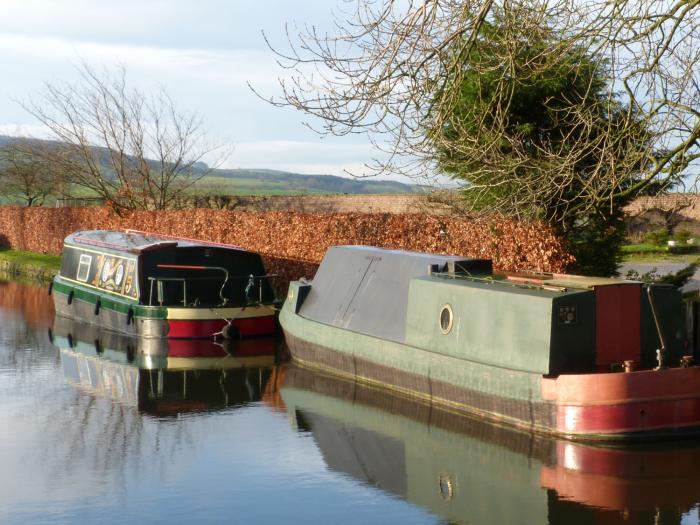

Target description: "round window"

left=439, top=304, right=453, bottom=334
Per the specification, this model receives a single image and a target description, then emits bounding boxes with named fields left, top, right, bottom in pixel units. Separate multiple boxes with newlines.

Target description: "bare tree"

left=0, top=140, right=64, bottom=206
left=262, top=0, right=700, bottom=211
left=22, top=64, right=225, bottom=211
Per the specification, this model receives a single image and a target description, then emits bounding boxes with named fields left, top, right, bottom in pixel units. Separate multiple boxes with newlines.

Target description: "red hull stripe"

left=167, top=319, right=226, bottom=338
left=167, top=316, right=276, bottom=338
left=231, top=316, right=277, bottom=337
left=542, top=367, right=700, bottom=435
left=542, top=367, right=700, bottom=404
left=557, top=398, right=700, bottom=435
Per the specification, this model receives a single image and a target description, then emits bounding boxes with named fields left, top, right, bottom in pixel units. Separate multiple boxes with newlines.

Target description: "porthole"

left=439, top=304, right=453, bottom=334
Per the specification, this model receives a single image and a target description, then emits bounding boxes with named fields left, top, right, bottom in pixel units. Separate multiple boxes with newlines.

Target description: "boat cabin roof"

left=65, top=229, right=247, bottom=255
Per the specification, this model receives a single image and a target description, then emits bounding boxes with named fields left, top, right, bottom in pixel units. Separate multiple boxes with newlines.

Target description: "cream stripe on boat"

left=165, top=305, right=276, bottom=320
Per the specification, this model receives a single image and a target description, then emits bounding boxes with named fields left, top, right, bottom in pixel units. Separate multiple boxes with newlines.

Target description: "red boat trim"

left=166, top=316, right=277, bottom=338
left=556, top=401, right=700, bottom=434
left=541, top=367, right=700, bottom=404
left=167, top=319, right=227, bottom=338
left=158, top=264, right=209, bottom=270
left=232, top=316, right=277, bottom=337
left=543, top=367, right=700, bottom=436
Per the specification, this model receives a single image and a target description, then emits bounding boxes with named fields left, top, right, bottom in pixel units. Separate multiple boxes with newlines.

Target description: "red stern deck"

left=542, top=367, right=700, bottom=438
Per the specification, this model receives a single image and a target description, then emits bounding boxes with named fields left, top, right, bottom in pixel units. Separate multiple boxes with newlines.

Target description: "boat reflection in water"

left=281, top=366, right=700, bottom=524
left=51, top=316, right=285, bottom=415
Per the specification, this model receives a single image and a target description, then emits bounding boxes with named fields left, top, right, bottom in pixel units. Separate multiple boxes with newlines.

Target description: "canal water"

left=2, top=280, right=700, bottom=525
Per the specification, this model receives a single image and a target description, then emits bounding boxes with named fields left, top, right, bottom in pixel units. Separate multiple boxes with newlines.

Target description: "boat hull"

left=52, top=279, right=277, bottom=339
left=281, top=304, right=700, bottom=442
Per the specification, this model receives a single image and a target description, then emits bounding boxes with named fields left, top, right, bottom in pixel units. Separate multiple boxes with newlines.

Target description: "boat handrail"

left=157, top=264, right=229, bottom=305
left=431, top=270, right=568, bottom=292
left=147, top=269, right=277, bottom=307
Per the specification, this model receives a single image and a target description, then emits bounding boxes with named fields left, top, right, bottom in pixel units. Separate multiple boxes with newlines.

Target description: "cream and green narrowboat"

left=52, top=230, right=277, bottom=339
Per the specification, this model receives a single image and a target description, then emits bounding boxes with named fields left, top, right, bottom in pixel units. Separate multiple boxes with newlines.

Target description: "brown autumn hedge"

left=0, top=206, right=574, bottom=290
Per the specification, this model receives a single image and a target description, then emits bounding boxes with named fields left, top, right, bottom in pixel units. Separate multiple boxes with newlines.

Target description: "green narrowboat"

left=52, top=230, right=277, bottom=339
left=280, top=245, right=700, bottom=441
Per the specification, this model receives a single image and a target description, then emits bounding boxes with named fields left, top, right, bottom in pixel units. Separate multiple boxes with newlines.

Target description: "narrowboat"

left=51, top=230, right=278, bottom=339
left=280, top=245, right=700, bottom=441
left=282, top=364, right=700, bottom=521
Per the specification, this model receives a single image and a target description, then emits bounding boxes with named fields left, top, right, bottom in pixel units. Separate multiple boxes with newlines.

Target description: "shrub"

left=644, top=228, right=670, bottom=246
left=674, top=229, right=693, bottom=244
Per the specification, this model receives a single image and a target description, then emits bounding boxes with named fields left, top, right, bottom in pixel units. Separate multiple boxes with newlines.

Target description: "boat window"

left=440, top=304, right=453, bottom=334
left=76, top=254, right=92, bottom=282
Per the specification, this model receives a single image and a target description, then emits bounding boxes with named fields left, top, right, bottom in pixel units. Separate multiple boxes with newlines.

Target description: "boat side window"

left=440, top=304, right=454, bottom=334
left=76, top=254, right=92, bottom=282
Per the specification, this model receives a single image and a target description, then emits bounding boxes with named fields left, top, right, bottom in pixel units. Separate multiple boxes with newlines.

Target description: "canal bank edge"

left=0, top=249, right=60, bottom=284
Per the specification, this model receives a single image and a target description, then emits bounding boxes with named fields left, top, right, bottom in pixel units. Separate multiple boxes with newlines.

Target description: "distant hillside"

left=0, top=135, right=418, bottom=195
left=200, top=168, right=418, bottom=195
left=0, top=136, right=21, bottom=147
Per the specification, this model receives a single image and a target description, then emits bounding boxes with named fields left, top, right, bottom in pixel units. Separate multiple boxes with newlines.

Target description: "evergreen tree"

left=431, top=14, right=654, bottom=275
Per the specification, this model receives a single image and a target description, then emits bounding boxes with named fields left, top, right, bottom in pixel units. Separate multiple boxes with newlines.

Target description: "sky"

left=0, top=0, right=402, bottom=180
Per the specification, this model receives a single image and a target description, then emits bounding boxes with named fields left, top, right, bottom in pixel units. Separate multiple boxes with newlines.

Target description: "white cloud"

left=0, top=0, right=333, bottom=51
left=231, top=140, right=376, bottom=165
left=0, top=33, right=281, bottom=85
left=0, top=2, right=409, bottom=182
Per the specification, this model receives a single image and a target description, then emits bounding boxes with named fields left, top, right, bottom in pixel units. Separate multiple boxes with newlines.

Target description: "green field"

left=620, top=243, right=700, bottom=263
left=192, top=169, right=420, bottom=196
left=0, top=133, right=420, bottom=200
left=0, top=172, right=420, bottom=206
left=0, top=248, right=61, bottom=271
left=194, top=175, right=328, bottom=196
left=0, top=248, right=60, bottom=283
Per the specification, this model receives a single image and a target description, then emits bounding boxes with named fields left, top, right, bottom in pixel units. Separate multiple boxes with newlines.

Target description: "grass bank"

left=0, top=248, right=60, bottom=284
left=620, top=243, right=700, bottom=263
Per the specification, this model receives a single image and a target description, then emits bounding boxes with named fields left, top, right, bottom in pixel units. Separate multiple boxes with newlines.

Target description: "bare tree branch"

left=21, top=63, right=228, bottom=211
left=0, top=139, right=65, bottom=206
left=261, top=0, right=700, bottom=204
